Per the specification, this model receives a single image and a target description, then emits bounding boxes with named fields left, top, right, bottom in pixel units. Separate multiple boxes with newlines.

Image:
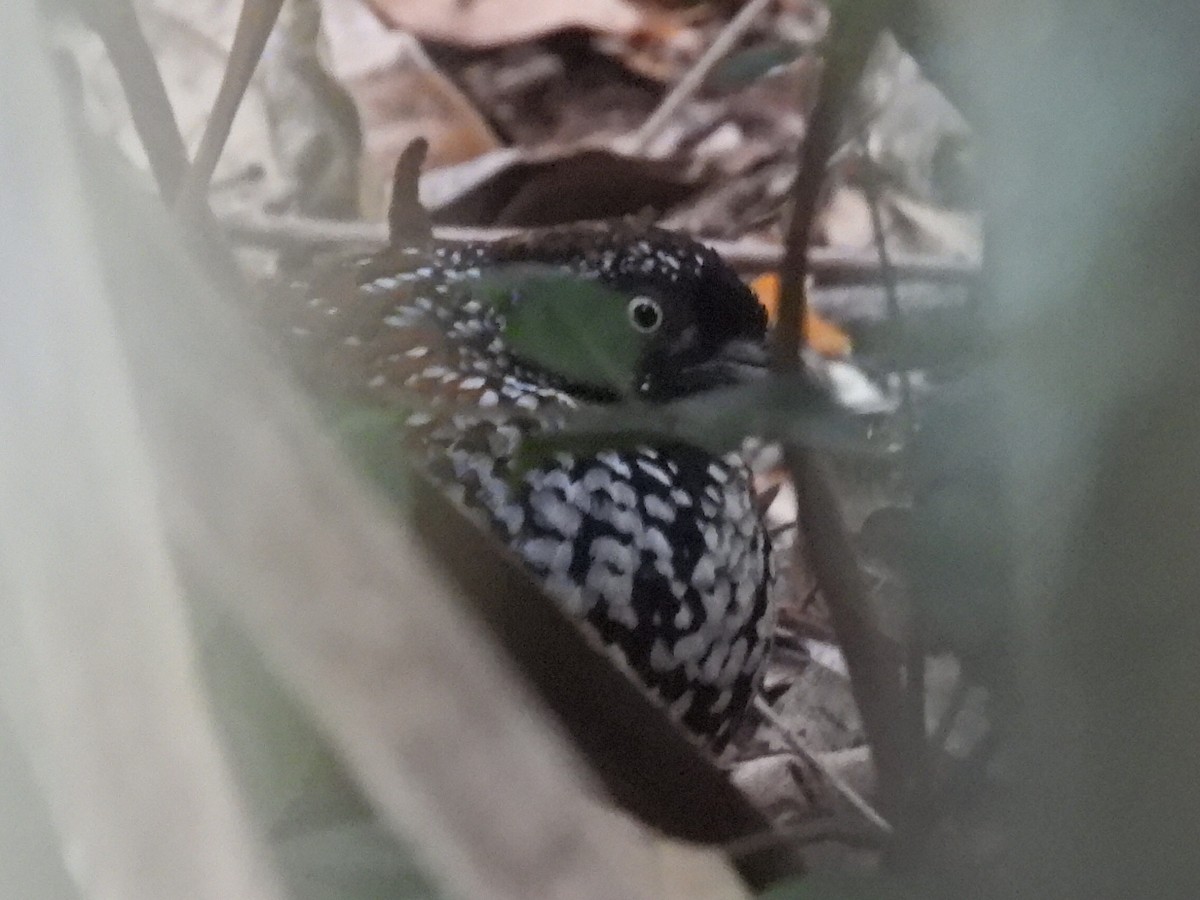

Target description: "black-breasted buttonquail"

left=284, top=219, right=777, bottom=747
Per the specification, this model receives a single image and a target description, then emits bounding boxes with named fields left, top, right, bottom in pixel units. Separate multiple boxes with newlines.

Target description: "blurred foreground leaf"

left=76, top=132, right=440, bottom=900
left=328, top=405, right=417, bottom=506
left=759, top=873, right=923, bottom=900
left=517, top=372, right=877, bottom=473
left=196, top=612, right=438, bottom=900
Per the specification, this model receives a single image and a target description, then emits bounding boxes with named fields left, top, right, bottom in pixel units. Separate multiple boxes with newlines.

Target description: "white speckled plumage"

left=292, top=221, right=776, bottom=746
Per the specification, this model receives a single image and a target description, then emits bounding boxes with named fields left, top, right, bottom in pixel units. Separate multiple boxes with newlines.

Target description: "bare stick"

left=859, top=135, right=929, bottom=809
left=175, top=0, right=285, bottom=217
left=790, top=458, right=909, bottom=802
left=859, top=152, right=910, bottom=411
left=771, top=1, right=910, bottom=812
left=82, top=0, right=247, bottom=293
left=624, top=0, right=776, bottom=153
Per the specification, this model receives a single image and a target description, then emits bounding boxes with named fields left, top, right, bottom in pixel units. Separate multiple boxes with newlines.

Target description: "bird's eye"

left=627, top=296, right=663, bottom=333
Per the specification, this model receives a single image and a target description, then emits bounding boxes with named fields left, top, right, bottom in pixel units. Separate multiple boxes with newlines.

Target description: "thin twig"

left=219, top=210, right=980, bottom=283
left=859, top=153, right=912, bottom=418
left=82, top=0, right=248, bottom=296
left=790, top=460, right=908, bottom=801
left=754, top=697, right=893, bottom=837
left=771, top=1, right=910, bottom=813
left=81, top=0, right=190, bottom=201
left=859, top=135, right=929, bottom=817
left=175, top=0, right=285, bottom=218
left=623, top=0, right=776, bottom=153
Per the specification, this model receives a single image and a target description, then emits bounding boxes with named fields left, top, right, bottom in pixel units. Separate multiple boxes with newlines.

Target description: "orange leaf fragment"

left=750, top=273, right=852, bottom=358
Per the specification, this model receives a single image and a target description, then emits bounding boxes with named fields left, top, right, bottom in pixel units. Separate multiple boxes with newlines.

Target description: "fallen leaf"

left=593, top=9, right=706, bottom=83
left=886, top=191, right=982, bottom=260
left=454, top=39, right=663, bottom=149
left=751, top=273, right=853, bottom=358
left=420, top=145, right=699, bottom=227
left=856, top=32, right=972, bottom=205
left=318, top=0, right=502, bottom=222
left=816, top=185, right=875, bottom=251
left=367, top=0, right=645, bottom=48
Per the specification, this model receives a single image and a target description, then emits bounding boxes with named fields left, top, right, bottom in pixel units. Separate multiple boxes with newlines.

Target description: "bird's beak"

left=646, top=338, right=770, bottom=400
left=712, top=338, right=770, bottom=383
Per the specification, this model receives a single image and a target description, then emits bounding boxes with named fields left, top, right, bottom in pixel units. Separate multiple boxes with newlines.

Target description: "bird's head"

left=473, top=222, right=769, bottom=403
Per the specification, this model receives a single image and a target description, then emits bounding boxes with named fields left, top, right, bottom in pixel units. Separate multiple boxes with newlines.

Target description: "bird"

left=273, top=153, right=777, bottom=748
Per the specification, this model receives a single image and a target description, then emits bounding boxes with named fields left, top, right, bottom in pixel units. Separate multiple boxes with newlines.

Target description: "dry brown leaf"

left=367, top=0, right=645, bottom=48
left=420, top=145, right=699, bottom=227
left=593, top=10, right=706, bottom=83
left=750, top=273, right=853, bottom=358
left=319, top=0, right=502, bottom=222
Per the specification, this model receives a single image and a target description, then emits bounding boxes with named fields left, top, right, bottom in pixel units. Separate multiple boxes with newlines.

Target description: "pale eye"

left=627, top=296, right=663, bottom=333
